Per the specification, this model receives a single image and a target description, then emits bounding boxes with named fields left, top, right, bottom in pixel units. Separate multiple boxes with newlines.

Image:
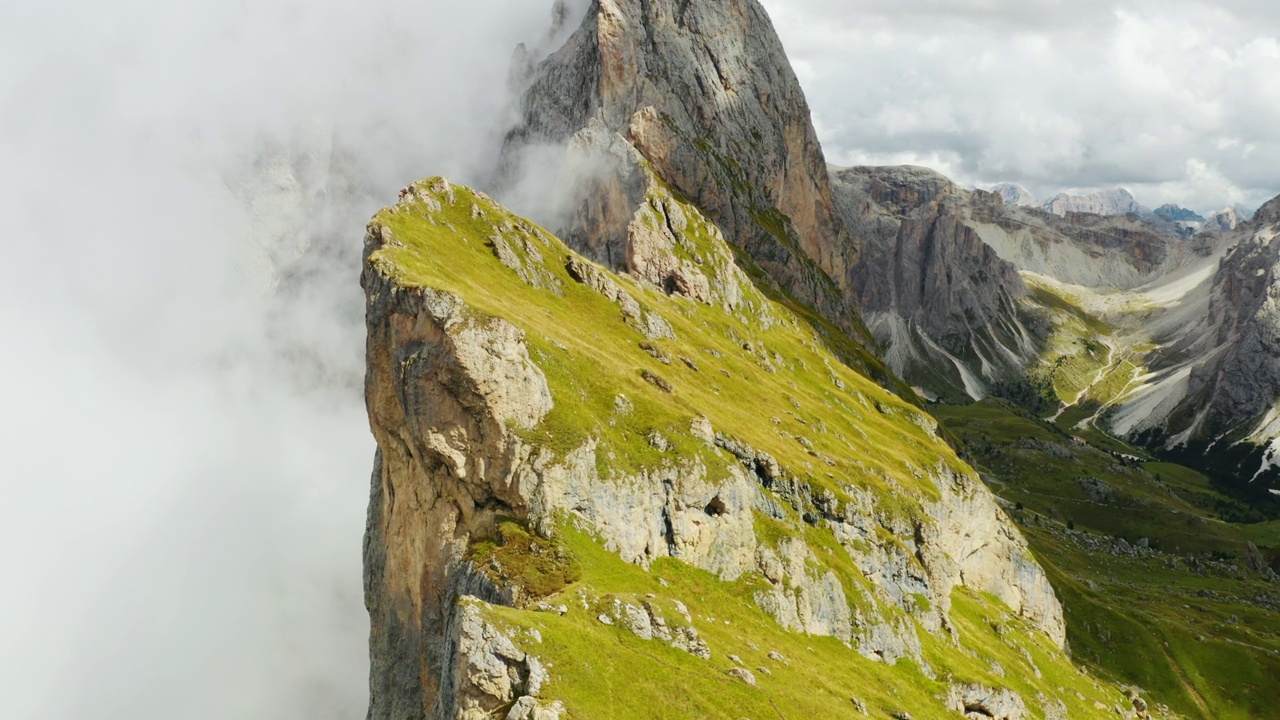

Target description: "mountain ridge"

left=361, top=176, right=1083, bottom=720
left=355, top=2, right=1280, bottom=718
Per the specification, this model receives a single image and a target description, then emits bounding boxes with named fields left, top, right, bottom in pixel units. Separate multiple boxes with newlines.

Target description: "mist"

left=0, top=1, right=578, bottom=718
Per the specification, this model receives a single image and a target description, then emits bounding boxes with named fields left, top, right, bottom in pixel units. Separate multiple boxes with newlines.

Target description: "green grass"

left=471, top=520, right=583, bottom=599
left=1032, top=526, right=1280, bottom=720
left=1022, top=280, right=1149, bottom=420
left=938, top=401, right=1251, bottom=553
left=1238, top=520, right=1280, bottom=549
left=371, top=179, right=961, bottom=519
left=480, top=524, right=1129, bottom=720
left=370, top=178, right=1156, bottom=719
left=937, top=400, right=1280, bottom=718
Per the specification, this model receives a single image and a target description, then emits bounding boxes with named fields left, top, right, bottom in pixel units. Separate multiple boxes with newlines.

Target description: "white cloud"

left=762, top=0, right=1280, bottom=213
left=0, top=1, right=566, bottom=718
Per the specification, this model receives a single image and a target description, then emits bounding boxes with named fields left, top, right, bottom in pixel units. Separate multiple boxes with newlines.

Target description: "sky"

left=0, top=1, right=1275, bottom=718
left=0, top=2, right=569, bottom=718
left=764, top=0, right=1280, bottom=215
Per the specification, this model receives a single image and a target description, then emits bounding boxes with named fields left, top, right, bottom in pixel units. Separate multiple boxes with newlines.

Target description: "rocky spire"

left=499, top=0, right=866, bottom=343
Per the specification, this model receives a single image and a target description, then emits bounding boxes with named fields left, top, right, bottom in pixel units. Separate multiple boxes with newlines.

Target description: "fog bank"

left=0, top=2, right=572, bottom=717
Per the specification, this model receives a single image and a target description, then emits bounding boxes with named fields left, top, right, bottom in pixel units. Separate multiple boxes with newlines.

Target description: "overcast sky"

left=0, top=1, right=1276, bottom=718
left=764, top=0, right=1280, bottom=214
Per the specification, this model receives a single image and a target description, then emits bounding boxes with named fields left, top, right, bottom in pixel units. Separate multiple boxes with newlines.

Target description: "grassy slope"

left=936, top=400, right=1280, bottom=718
left=372, top=181, right=954, bottom=511
left=1022, top=280, right=1149, bottom=429
left=370, top=179, right=1137, bottom=719
left=485, top=525, right=1126, bottom=720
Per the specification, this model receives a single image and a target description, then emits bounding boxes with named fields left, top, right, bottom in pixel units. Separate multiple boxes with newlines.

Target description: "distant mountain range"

left=987, top=183, right=1254, bottom=236
left=1042, top=187, right=1149, bottom=217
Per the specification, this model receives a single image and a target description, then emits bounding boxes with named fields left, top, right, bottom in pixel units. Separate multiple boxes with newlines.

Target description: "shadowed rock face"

left=827, top=164, right=1231, bottom=403
left=362, top=251, right=552, bottom=720
left=1147, top=195, right=1280, bottom=444
left=501, top=0, right=863, bottom=341
left=831, top=166, right=1036, bottom=399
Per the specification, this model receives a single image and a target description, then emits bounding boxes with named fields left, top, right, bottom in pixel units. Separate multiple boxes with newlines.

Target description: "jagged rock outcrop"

left=831, top=166, right=1037, bottom=399
left=1112, top=195, right=1280, bottom=490
left=1186, top=200, right=1280, bottom=435
left=500, top=0, right=866, bottom=344
left=1153, top=204, right=1205, bottom=223
left=1202, top=206, right=1248, bottom=234
left=363, top=218, right=554, bottom=719
left=947, top=683, right=1028, bottom=720
left=452, top=601, right=561, bottom=720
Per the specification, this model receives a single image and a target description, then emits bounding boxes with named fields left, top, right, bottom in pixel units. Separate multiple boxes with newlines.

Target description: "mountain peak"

left=990, top=182, right=1037, bottom=207
left=1042, top=187, right=1150, bottom=217
left=1153, top=203, right=1205, bottom=223
left=1201, top=205, right=1248, bottom=233
left=1255, top=194, right=1280, bottom=225
left=500, top=0, right=867, bottom=344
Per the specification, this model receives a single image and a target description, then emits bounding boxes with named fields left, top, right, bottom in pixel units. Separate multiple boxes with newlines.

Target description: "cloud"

left=762, top=0, right=1280, bottom=213
left=0, top=1, right=568, bottom=718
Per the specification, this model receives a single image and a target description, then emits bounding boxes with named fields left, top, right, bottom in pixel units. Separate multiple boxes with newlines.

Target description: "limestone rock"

left=501, top=0, right=866, bottom=344
left=505, top=697, right=564, bottom=720
left=947, top=683, right=1028, bottom=720
left=753, top=538, right=853, bottom=644
left=831, top=166, right=1034, bottom=399
left=453, top=601, right=555, bottom=720
left=593, top=595, right=713, bottom=659
left=1246, top=542, right=1269, bottom=575
left=363, top=226, right=555, bottom=719
left=720, top=428, right=1063, bottom=660
left=1202, top=206, right=1247, bottom=233
left=1113, top=195, right=1280, bottom=491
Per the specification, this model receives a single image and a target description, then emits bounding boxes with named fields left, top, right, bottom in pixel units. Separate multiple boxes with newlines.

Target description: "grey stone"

left=948, top=683, right=1028, bottom=720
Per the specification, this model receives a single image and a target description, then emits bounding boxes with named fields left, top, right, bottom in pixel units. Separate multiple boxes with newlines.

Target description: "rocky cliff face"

left=499, top=0, right=867, bottom=347
left=1203, top=206, right=1248, bottom=234
left=1113, top=195, right=1280, bottom=489
left=825, top=164, right=1223, bottom=402
left=831, top=166, right=1038, bottom=399
left=1186, top=199, right=1280, bottom=437
left=990, top=183, right=1037, bottom=208
left=361, top=178, right=1069, bottom=719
